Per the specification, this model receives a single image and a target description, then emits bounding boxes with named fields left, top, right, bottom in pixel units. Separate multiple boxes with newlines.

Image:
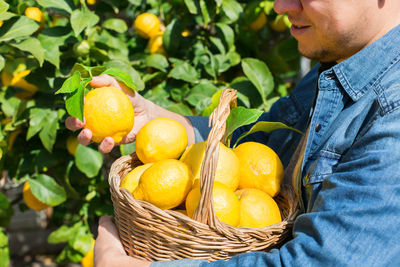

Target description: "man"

left=67, top=0, right=400, bottom=266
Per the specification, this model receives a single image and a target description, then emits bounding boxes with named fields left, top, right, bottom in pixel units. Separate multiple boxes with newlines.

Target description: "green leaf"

left=221, top=0, right=243, bottom=22
left=0, top=55, right=4, bottom=72
left=101, top=67, right=136, bottom=91
left=0, top=12, right=15, bottom=21
left=215, top=23, right=234, bottom=52
left=120, top=142, right=135, bottom=156
left=234, top=121, right=303, bottom=148
left=0, top=0, right=8, bottom=13
left=184, top=0, right=198, bottom=14
left=185, top=82, right=218, bottom=113
left=37, top=0, right=73, bottom=14
left=202, top=89, right=223, bottom=116
left=38, top=111, right=59, bottom=152
left=103, top=18, right=128, bottom=33
left=145, top=54, right=169, bottom=72
left=0, top=193, right=13, bottom=227
left=28, top=175, right=67, bottom=206
left=163, top=19, right=181, bottom=55
left=38, top=35, right=61, bottom=68
left=0, top=16, right=39, bottom=42
left=56, top=245, right=83, bottom=264
left=199, top=0, right=211, bottom=26
left=65, top=78, right=89, bottom=122
left=70, top=8, right=99, bottom=36
left=10, top=38, right=44, bottom=66
left=230, top=76, right=262, bottom=107
left=48, top=225, right=79, bottom=244
left=27, top=108, right=59, bottom=152
left=169, top=61, right=199, bottom=83
left=69, top=226, right=92, bottom=255
left=224, top=106, right=263, bottom=139
left=104, top=60, right=144, bottom=91
left=75, top=145, right=103, bottom=178
left=0, top=230, right=9, bottom=267
left=167, top=103, right=193, bottom=116
left=242, top=58, right=274, bottom=106
left=71, top=63, right=91, bottom=78
left=55, top=71, right=81, bottom=94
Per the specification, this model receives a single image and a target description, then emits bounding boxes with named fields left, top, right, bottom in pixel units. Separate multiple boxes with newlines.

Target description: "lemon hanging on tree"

left=84, top=87, right=134, bottom=144
left=23, top=182, right=49, bottom=211
left=134, top=13, right=162, bottom=39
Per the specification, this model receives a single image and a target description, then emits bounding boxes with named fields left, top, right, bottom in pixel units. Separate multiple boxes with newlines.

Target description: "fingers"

left=96, top=216, right=125, bottom=254
left=98, top=137, right=115, bottom=154
left=77, top=129, right=92, bottom=146
left=65, top=116, right=85, bottom=131
left=90, top=74, right=120, bottom=89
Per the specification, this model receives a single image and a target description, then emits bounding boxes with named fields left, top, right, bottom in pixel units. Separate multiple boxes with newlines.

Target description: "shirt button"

left=315, top=123, right=321, bottom=132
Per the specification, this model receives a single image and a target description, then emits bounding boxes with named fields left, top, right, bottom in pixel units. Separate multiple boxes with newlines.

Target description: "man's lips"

left=290, top=24, right=311, bottom=37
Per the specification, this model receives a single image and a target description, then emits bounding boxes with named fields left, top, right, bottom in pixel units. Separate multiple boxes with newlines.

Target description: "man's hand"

left=94, top=216, right=152, bottom=267
left=65, top=74, right=195, bottom=153
left=65, top=74, right=155, bottom=153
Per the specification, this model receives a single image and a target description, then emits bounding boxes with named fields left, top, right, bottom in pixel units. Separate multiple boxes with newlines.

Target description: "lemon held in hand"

left=236, top=188, right=281, bottom=228
left=234, top=142, right=284, bottom=197
left=135, top=117, right=188, bottom=163
left=84, top=87, right=134, bottom=144
left=133, top=159, right=192, bottom=210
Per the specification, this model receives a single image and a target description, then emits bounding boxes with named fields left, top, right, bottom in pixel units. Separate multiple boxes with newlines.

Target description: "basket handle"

left=192, top=89, right=237, bottom=230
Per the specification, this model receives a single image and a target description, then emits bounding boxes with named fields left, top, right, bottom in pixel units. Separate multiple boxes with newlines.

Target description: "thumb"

left=90, top=74, right=120, bottom=89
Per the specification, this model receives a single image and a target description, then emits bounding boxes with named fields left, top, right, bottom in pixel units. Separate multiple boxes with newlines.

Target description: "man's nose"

left=274, top=0, right=302, bottom=15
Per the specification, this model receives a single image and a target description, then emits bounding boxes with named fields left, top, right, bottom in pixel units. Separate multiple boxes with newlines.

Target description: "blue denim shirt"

left=152, top=23, right=400, bottom=267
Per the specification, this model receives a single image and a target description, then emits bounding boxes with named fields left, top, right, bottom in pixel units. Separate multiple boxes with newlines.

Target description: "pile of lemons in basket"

left=120, top=117, right=283, bottom=228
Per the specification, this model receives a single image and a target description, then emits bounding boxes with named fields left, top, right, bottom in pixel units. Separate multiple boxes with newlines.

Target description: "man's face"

left=274, top=0, right=397, bottom=62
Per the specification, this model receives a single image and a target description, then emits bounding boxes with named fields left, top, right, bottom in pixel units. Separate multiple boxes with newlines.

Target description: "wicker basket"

left=108, top=89, right=299, bottom=261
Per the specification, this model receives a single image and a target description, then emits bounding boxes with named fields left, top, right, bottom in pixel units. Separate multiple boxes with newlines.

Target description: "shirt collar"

left=331, top=23, right=400, bottom=101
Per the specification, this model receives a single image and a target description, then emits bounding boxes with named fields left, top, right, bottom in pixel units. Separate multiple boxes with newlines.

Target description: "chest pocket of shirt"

left=303, top=150, right=341, bottom=186
left=302, top=150, right=341, bottom=210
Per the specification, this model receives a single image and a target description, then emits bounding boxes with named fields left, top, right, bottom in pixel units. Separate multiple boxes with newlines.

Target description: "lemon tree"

left=0, top=0, right=301, bottom=264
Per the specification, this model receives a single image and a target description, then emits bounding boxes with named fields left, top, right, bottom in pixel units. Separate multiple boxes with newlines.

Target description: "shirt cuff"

left=186, top=116, right=211, bottom=143
left=151, top=259, right=207, bottom=267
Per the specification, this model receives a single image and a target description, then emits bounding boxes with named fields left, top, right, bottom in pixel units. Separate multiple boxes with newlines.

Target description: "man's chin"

left=298, top=46, right=339, bottom=63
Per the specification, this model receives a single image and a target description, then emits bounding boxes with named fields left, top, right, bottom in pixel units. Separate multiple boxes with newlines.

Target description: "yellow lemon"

left=236, top=188, right=282, bottom=228
left=147, top=32, right=166, bottom=55
left=120, top=163, right=153, bottom=194
left=87, top=0, right=97, bottom=5
left=1, top=70, right=39, bottom=99
left=25, top=7, right=44, bottom=23
left=249, top=11, right=267, bottom=31
left=185, top=181, right=240, bottom=227
left=23, top=182, right=49, bottom=211
left=134, top=13, right=162, bottom=39
left=84, top=87, right=134, bottom=144
left=66, top=135, right=79, bottom=156
left=135, top=117, right=188, bottom=163
left=133, top=159, right=192, bottom=210
left=234, top=142, right=284, bottom=197
left=81, top=239, right=95, bottom=267
left=0, top=21, right=3, bottom=27
left=270, top=15, right=291, bottom=32
left=180, top=141, right=240, bottom=191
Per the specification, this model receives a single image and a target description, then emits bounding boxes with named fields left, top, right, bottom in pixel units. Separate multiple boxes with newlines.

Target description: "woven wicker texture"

left=109, top=89, right=299, bottom=261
